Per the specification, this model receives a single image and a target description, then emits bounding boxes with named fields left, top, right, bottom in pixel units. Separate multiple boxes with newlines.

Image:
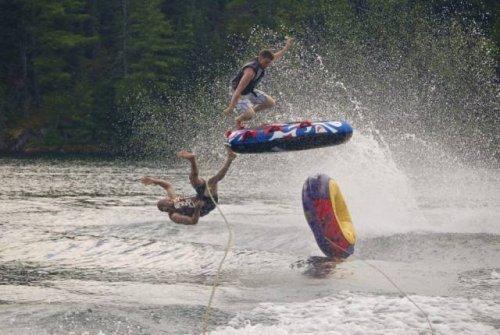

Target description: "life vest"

left=172, top=183, right=218, bottom=217
left=231, top=58, right=265, bottom=95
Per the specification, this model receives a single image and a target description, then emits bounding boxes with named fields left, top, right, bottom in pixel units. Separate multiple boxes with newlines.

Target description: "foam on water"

left=211, top=292, right=499, bottom=335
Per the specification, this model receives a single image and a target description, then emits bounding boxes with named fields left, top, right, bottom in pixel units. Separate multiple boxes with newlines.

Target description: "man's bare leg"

left=207, top=148, right=237, bottom=192
left=235, top=107, right=256, bottom=129
left=253, top=95, right=276, bottom=112
left=177, top=150, right=204, bottom=187
left=140, top=176, right=177, bottom=198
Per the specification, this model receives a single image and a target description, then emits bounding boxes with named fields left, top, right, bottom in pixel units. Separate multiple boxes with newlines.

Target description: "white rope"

left=200, top=180, right=234, bottom=335
left=323, top=236, right=435, bottom=335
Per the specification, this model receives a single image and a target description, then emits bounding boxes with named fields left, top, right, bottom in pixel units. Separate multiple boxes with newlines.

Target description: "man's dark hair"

left=259, top=49, right=275, bottom=60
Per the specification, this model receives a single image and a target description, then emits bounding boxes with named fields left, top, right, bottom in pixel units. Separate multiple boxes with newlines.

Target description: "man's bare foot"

left=226, top=147, right=237, bottom=161
left=236, top=120, right=245, bottom=130
left=177, top=150, right=195, bottom=160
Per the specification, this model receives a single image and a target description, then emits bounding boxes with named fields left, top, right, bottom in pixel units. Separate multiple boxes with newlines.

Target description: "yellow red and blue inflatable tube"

left=302, top=174, right=356, bottom=258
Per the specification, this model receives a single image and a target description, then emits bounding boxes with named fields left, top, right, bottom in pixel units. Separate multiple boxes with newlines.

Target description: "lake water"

left=1, top=132, right=499, bottom=334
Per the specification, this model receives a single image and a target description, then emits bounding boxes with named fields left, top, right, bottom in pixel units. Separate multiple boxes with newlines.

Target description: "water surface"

left=1, top=137, right=499, bottom=334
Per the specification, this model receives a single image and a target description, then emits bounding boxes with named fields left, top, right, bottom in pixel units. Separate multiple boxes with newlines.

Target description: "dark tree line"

left=0, top=0, right=498, bottom=155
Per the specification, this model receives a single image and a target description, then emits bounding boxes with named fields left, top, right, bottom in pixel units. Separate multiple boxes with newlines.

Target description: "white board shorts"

left=229, top=87, right=270, bottom=113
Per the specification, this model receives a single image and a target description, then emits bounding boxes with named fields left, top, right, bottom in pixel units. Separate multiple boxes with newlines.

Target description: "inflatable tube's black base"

left=226, top=121, right=353, bottom=154
left=230, top=131, right=353, bottom=153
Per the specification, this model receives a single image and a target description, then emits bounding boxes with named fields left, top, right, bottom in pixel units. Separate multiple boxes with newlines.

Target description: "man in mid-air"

left=224, top=37, right=295, bottom=129
left=140, top=147, right=236, bottom=225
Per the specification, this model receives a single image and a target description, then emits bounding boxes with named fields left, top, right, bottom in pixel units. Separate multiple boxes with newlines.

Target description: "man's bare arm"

left=224, top=68, right=255, bottom=115
left=140, top=176, right=176, bottom=198
left=273, top=37, right=294, bottom=62
left=141, top=177, right=170, bottom=191
left=169, top=212, right=199, bottom=225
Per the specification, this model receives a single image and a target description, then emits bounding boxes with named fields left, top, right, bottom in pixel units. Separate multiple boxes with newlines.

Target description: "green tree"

left=0, top=0, right=98, bottom=149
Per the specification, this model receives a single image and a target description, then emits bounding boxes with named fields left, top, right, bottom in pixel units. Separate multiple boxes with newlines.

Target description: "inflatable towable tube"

left=225, top=121, right=353, bottom=154
left=302, top=174, right=356, bottom=258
